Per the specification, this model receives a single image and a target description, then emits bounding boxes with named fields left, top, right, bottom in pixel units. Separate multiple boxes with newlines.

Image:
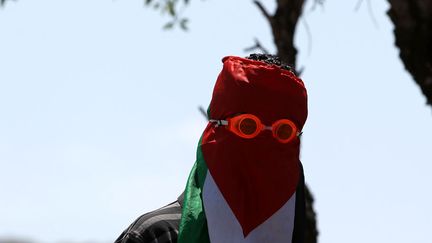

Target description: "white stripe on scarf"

left=203, top=171, right=296, bottom=243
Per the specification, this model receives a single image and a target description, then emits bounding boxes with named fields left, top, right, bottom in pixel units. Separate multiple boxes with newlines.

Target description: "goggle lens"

left=276, top=124, right=293, bottom=139
left=273, top=119, right=297, bottom=143
left=227, top=114, right=262, bottom=139
left=238, top=117, right=258, bottom=136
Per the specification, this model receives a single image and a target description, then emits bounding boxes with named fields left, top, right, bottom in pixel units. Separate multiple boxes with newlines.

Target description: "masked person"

left=115, top=53, right=308, bottom=243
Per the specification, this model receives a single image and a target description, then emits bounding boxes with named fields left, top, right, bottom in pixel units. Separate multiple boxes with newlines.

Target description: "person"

left=114, top=193, right=183, bottom=243
left=115, top=53, right=308, bottom=243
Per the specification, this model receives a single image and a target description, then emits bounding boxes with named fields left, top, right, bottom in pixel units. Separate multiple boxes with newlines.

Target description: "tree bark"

left=255, top=1, right=318, bottom=242
left=271, top=0, right=305, bottom=71
left=388, top=0, right=432, bottom=106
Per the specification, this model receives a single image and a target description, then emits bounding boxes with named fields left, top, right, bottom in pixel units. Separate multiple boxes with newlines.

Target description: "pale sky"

left=1, top=1, right=431, bottom=243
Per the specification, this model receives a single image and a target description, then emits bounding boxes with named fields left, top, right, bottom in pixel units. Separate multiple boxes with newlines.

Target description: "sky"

left=0, top=0, right=431, bottom=243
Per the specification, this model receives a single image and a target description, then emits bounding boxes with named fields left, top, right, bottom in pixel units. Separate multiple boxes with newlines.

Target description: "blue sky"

left=1, top=0, right=431, bottom=242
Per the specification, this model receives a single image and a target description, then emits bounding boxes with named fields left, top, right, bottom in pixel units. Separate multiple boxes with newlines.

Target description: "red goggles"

left=210, top=114, right=300, bottom=143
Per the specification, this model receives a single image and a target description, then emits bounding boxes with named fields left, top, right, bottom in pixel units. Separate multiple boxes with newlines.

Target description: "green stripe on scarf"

left=178, top=136, right=211, bottom=243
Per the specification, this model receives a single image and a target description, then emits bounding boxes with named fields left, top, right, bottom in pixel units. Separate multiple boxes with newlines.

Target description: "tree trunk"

left=388, top=0, right=432, bottom=106
left=271, top=0, right=305, bottom=71
left=255, top=1, right=319, bottom=242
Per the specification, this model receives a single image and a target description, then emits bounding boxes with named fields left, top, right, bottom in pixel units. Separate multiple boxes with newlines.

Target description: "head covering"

left=178, top=56, right=308, bottom=243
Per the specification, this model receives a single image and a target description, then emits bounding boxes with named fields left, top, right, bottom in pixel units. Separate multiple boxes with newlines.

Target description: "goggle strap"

left=209, top=119, right=228, bottom=127
left=263, top=126, right=272, bottom=131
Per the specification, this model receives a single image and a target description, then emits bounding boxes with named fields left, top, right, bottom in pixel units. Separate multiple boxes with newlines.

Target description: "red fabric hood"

left=201, top=55, right=308, bottom=236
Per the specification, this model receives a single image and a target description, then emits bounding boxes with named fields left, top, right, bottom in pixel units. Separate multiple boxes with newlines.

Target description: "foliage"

left=145, top=0, right=192, bottom=31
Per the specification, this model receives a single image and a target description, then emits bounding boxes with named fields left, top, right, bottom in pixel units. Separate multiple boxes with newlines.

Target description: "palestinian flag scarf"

left=178, top=56, right=308, bottom=243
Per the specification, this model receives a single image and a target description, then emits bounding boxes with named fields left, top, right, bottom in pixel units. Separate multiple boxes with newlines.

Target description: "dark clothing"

left=115, top=166, right=305, bottom=243
left=115, top=194, right=183, bottom=243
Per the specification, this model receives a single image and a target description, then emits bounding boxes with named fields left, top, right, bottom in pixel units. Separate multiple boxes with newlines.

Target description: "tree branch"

left=244, top=38, right=270, bottom=54
left=388, top=0, right=432, bottom=106
left=354, top=0, right=364, bottom=11
left=253, top=0, right=272, bottom=23
left=310, top=0, right=325, bottom=11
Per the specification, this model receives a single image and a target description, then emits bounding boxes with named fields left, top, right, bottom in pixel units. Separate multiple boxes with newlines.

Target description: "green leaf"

left=163, top=21, right=175, bottom=30
left=166, top=1, right=176, bottom=16
left=180, top=18, right=189, bottom=31
left=144, top=0, right=152, bottom=5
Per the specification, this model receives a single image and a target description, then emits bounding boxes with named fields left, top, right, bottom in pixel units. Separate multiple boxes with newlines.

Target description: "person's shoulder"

left=115, top=200, right=182, bottom=243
